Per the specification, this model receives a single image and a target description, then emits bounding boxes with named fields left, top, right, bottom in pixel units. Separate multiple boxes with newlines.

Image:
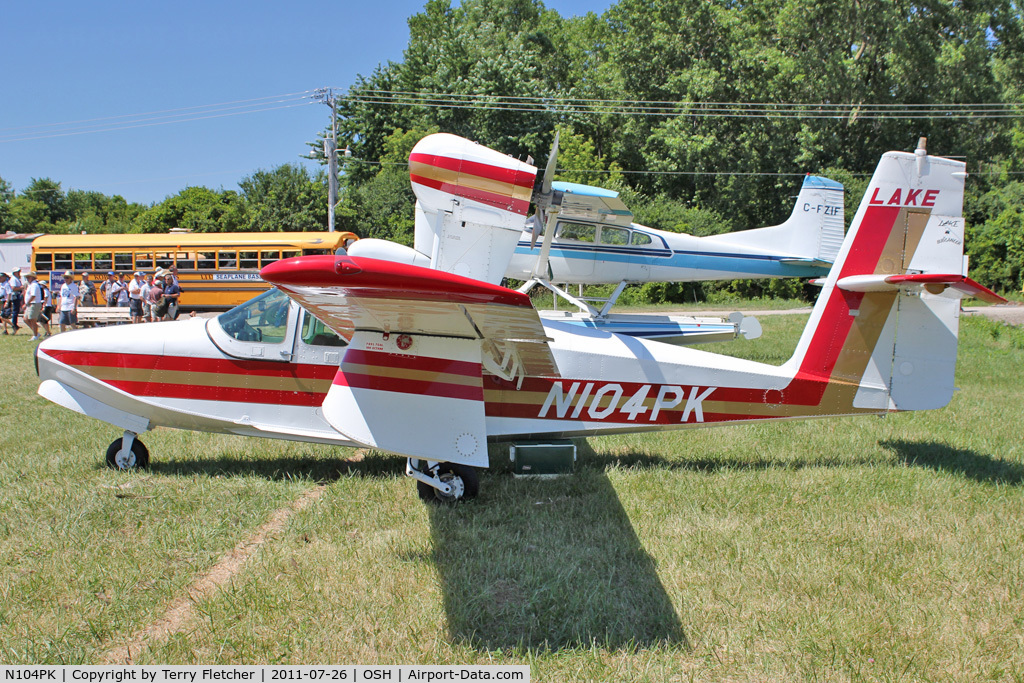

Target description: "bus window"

left=599, top=227, right=629, bottom=246
left=135, top=252, right=154, bottom=270
left=74, top=253, right=92, bottom=270
left=95, top=252, right=112, bottom=271
left=556, top=222, right=596, bottom=243
left=281, top=250, right=299, bottom=261
left=153, top=252, right=173, bottom=269
left=631, top=232, right=653, bottom=246
left=239, top=251, right=259, bottom=269
left=302, top=249, right=329, bottom=256
left=197, top=252, right=216, bottom=269
left=114, top=253, right=133, bottom=271
left=301, top=312, right=347, bottom=348
left=260, top=250, right=280, bottom=268
left=218, top=251, right=238, bottom=269
left=176, top=252, right=192, bottom=269
left=54, top=253, right=73, bottom=271
left=34, top=253, right=53, bottom=271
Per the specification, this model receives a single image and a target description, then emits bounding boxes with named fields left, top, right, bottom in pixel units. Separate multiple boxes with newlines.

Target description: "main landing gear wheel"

left=416, top=463, right=480, bottom=504
left=105, top=436, right=150, bottom=470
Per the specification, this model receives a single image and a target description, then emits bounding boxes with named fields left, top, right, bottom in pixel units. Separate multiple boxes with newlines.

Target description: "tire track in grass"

left=100, top=484, right=327, bottom=664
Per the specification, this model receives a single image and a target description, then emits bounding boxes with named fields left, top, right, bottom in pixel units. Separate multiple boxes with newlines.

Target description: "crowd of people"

left=1, top=266, right=182, bottom=339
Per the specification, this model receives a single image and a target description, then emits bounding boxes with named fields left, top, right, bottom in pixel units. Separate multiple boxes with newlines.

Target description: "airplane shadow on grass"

left=144, top=451, right=407, bottom=482
left=880, top=439, right=1024, bottom=486
left=428, top=467, right=687, bottom=652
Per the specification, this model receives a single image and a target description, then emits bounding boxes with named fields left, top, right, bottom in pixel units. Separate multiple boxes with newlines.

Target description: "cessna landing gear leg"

left=105, top=431, right=151, bottom=470
left=406, top=458, right=480, bottom=504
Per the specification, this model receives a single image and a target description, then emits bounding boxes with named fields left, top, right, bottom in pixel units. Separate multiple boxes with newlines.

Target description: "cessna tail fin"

left=786, top=142, right=1002, bottom=414
left=701, top=175, right=846, bottom=266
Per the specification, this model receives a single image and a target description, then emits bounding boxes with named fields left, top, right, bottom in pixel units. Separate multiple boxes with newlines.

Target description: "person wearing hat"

left=114, top=272, right=130, bottom=308
left=22, top=272, right=43, bottom=340
left=37, top=276, right=53, bottom=337
left=58, top=271, right=79, bottom=332
left=78, top=272, right=97, bottom=307
left=8, top=267, right=23, bottom=334
left=100, top=271, right=117, bottom=307
left=128, top=271, right=146, bottom=324
left=0, top=272, right=11, bottom=335
left=146, top=273, right=163, bottom=322
left=161, top=272, right=181, bottom=321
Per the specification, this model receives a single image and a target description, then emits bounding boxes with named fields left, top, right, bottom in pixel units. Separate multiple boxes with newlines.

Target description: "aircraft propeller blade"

left=530, top=131, right=559, bottom=251
left=531, top=201, right=560, bottom=279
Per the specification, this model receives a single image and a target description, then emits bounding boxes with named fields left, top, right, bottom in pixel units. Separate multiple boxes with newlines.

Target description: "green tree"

left=21, top=178, right=69, bottom=226
left=132, top=187, right=247, bottom=233
left=0, top=176, right=13, bottom=232
left=337, top=126, right=439, bottom=244
left=239, top=164, right=328, bottom=232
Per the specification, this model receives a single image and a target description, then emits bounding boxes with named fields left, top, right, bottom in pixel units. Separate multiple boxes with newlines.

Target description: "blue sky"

left=1, top=0, right=610, bottom=206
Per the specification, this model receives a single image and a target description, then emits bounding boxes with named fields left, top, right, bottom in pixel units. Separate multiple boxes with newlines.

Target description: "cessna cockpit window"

left=557, top=222, right=596, bottom=243
left=216, top=288, right=290, bottom=343
left=631, top=232, right=653, bottom=246
left=600, top=227, right=629, bottom=246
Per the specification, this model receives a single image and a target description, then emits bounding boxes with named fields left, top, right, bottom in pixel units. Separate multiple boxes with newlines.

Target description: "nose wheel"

left=408, top=459, right=480, bottom=504
left=105, top=432, right=150, bottom=470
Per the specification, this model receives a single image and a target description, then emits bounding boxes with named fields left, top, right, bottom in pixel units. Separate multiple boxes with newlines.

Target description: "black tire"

left=105, top=437, right=150, bottom=470
left=416, top=463, right=480, bottom=503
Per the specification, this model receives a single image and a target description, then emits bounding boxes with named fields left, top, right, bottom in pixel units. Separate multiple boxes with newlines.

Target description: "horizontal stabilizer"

left=837, top=273, right=1006, bottom=303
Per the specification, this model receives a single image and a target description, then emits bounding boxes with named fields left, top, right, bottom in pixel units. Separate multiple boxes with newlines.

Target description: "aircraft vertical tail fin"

left=701, top=175, right=846, bottom=265
left=785, top=143, right=1002, bottom=414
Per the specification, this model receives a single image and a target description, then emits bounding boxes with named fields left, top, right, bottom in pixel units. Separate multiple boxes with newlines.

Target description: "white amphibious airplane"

left=35, top=140, right=1003, bottom=502
left=348, top=133, right=844, bottom=345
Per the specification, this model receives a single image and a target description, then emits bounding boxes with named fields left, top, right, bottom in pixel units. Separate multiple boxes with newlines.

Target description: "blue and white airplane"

left=507, top=175, right=846, bottom=294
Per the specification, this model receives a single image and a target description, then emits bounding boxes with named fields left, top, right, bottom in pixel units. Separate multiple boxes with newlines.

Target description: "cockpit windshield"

left=215, top=288, right=291, bottom=343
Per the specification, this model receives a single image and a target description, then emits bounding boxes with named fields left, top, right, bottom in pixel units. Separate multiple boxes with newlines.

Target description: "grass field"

left=1, top=314, right=1023, bottom=680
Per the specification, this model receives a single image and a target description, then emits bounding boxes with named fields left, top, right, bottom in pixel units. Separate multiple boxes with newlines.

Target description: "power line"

left=335, top=88, right=1024, bottom=120
left=0, top=96, right=316, bottom=144
left=0, top=90, right=318, bottom=134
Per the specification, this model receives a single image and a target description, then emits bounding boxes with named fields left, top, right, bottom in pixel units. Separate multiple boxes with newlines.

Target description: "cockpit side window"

left=301, top=312, right=347, bottom=348
left=600, top=227, right=630, bottom=246
left=216, top=288, right=290, bottom=343
left=631, top=232, right=653, bottom=246
left=556, top=222, right=596, bottom=243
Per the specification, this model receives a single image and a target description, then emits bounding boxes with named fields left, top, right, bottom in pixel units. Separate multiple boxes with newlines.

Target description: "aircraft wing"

left=261, top=255, right=558, bottom=466
left=261, top=255, right=559, bottom=378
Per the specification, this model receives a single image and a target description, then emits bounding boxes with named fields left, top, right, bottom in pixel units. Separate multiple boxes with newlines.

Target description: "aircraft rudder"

left=786, top=146, right=970, bottom=413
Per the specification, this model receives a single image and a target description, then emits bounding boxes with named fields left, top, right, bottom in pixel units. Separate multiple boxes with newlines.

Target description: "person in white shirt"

left=38, top=280, right=53, bottom=337
left=22, top=272, right=43, bottom=339
left=128, top=271, right=145, bottom=324
left=58, top=271, right=80, bottom=332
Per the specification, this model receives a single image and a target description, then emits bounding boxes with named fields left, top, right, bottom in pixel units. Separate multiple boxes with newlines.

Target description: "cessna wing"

left=261, top=255, right=558, bottom=467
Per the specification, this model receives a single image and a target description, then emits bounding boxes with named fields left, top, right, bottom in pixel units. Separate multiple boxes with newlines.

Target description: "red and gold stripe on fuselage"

left=41, top=350, right=335, bottom=407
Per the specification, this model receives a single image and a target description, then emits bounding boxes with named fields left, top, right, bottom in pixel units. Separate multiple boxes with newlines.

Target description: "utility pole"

left=313, top=88, right=339, bottom=232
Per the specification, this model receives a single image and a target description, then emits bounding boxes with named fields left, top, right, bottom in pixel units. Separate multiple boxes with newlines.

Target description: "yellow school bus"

left=32, top=231, right=358, bottom=310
